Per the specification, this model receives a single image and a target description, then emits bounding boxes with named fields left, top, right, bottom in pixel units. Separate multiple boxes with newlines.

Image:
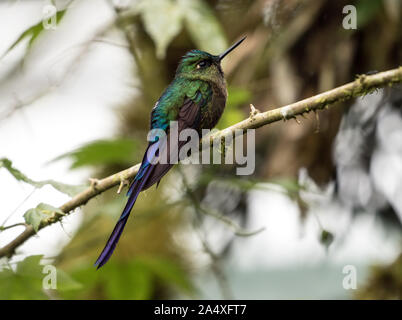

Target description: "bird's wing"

left=141, top=97, right=201, bottom=189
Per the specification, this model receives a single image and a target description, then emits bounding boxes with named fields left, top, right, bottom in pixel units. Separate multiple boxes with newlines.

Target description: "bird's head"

left=175, top=36, right=246, bottom=81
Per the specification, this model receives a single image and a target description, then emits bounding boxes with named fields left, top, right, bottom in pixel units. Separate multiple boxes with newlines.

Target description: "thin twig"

left=198, top=205, right=265, bottom=237
left=0, top=223, right=28, bottom=232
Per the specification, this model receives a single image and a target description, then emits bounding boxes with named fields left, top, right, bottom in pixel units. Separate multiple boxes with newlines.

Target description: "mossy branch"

left=0, top=66, right=402, bottom=259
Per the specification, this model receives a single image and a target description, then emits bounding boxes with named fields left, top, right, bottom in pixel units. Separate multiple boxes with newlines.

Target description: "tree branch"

left=1, top=66, right=401, bottom=259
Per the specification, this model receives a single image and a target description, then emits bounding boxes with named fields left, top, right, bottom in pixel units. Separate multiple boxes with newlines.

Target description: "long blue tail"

left=94, top=137, right=174, bottom=269
left=94, top=163, right=153, bottom=269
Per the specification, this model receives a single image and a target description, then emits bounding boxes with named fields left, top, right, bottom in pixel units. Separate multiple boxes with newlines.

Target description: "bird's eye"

left=196, top=60, right=210, bottom=69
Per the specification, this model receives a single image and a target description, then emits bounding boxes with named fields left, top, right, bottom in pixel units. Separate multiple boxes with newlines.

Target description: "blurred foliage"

left=133, top=0, right=227, bottom=58
left=355, top=0, right=383, bottom=27
left=137, top=0, right=184, bottom=59
left=0, top=158, right=86, bottom=196
left=356, top=254, right=402, bottom=299
left=0, top=255, right=81, bottom=299
left=52, top=138, right=139, bottom=169
left=1, top=9, right=67, bottom=60
left=0, top=157, right=85, bottom=234
left=58, top=255, right=194, bottom=299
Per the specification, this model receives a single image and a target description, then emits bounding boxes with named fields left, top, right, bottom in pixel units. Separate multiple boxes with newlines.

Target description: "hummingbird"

left=95, top=36, right=246, bottom=269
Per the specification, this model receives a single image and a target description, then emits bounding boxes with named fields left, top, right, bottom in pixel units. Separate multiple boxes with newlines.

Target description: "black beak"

left=218, top=36, right=246, bottom=62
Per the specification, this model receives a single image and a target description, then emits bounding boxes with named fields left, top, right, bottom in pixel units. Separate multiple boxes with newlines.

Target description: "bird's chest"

left=200, top=83, right=227, bottom=129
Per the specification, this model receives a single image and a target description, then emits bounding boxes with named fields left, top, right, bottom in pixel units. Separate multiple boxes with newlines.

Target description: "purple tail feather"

left=94, top=164, right=153, bottom=269
left=94, top=216, right=129, bottom=269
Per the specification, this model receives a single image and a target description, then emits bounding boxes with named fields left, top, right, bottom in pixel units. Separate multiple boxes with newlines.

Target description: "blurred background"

left=0, top=0, right=401, bottom=299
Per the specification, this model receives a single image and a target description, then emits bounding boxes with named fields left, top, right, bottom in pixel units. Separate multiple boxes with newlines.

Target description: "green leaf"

left=134, top=0, right=227, bottom=59
left=44, top=180, right=87, bottom=196
left=0, top=158, right=27, bottom=182
left=180, top=0, right=227, bottom=54
left=0, top=255, right=47, bottom=299
left=0, top=255, right=81, bottom=299
left=137, top=0, right=183, bottom=59
left=51, top=138, right=139, bottom=169
left=0, top=268, right=17, bottom=299
left=23, top=203, right=64, bottom=232
left=56, top=265, right=100, bottom=299
left=17, top=255, right=44, bottom=277
left=56, top=269, right=83, bottom=291
left=1, top=10, right=67, bottom=59
left=0, top=158, right=86, bottom=196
